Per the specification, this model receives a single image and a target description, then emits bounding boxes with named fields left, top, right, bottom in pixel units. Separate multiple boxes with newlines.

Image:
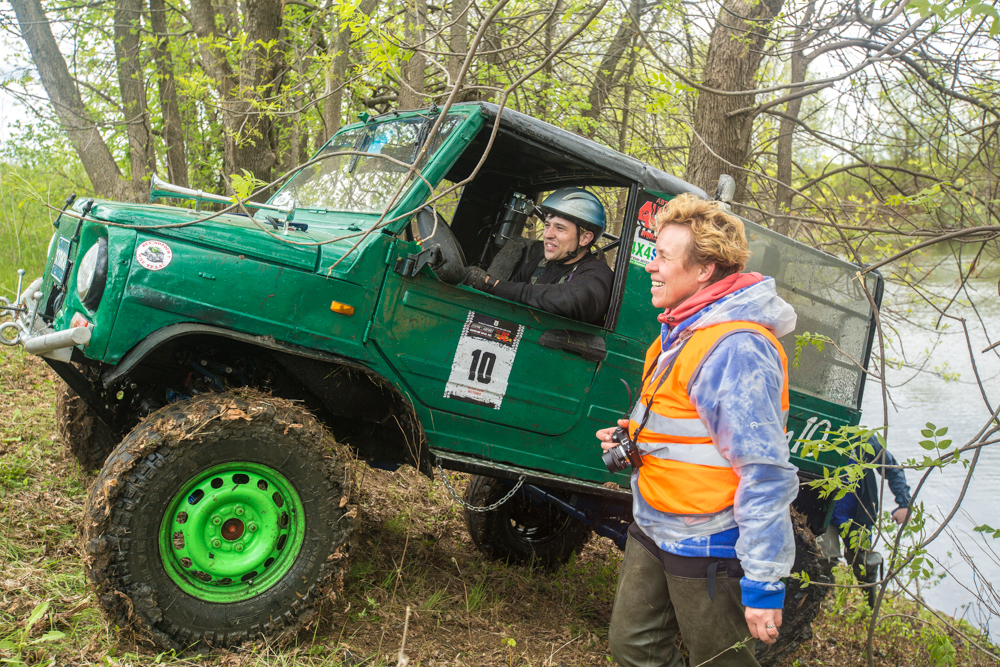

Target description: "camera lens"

left=603, top=446, right=630, bottom=473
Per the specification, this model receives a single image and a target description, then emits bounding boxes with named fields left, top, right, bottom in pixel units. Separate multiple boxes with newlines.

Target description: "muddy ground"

left=1, top=349, right=996, bottom=666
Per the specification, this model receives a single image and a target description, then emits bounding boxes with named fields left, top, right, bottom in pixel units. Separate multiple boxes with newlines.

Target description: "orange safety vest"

left=628, top=321, right=790, bottom=516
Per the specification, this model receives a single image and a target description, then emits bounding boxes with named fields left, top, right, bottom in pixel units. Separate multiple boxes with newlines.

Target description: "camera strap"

left=629, top=337, right=692, bottom=446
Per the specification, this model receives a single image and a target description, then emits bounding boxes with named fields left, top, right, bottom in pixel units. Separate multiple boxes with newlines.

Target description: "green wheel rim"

left=159, top=461, right=306, bottom=602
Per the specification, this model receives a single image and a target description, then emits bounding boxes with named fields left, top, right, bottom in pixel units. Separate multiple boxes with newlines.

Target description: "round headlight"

left=77, top=237, right=109, bottom=310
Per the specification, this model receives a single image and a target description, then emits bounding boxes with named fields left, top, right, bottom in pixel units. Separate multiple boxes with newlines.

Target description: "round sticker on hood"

left=136, top=240, right=173, bottom=271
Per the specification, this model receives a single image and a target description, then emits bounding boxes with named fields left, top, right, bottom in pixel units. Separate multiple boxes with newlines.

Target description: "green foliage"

left=928, top=632, right=957, bottom=666
left=0, top=162, right=83, bottom=298
left=972, top=524, right=1000, bottom=539
left=918, top=423, right=952, bottom=451
left=793, top=332, right=833, bottom=367
left=0, top=600, right=67, bottom=666
left=904, top=422, right=962, bottom=472
left=466, top=576, right=490, bottom=613
left=230, top=170, right=269, bottom=202
left=884, top=183, right=948, bottom=212
left=901, top=0, right=1000, bottom=36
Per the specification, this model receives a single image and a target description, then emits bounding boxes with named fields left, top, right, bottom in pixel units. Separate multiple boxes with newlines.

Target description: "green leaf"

left=919, top=440, right=937, bottom=450
left=935, top=427, right=948, bottom=436
left=973, top=524, right=1000, bottom=539
left=24, top=600, right=49, bottom=631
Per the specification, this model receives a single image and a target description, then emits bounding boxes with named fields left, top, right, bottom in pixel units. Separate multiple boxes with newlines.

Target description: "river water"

left=856, top=253, right=1000, bottom=636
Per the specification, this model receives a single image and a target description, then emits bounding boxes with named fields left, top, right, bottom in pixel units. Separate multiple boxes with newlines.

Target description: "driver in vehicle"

left=462, top=187, right=613, bottom=325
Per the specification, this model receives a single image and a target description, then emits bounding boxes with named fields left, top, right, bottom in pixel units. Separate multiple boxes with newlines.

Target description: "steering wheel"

left=415, top=206, right=466, bottom=284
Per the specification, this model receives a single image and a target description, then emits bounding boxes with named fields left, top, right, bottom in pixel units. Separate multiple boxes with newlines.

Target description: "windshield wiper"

left=265, top=215, right=309, bottom=232
left=410, top=107, right=441, bottom=168
left=347, top=125, right=374, bottom=174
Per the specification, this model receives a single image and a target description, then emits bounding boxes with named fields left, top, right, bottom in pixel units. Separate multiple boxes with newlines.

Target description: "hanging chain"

left=436, top=462, right=526, bottom=513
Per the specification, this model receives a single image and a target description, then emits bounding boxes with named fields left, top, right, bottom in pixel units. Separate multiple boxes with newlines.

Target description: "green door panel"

left=585, top=337, right=649, bottom=426
left=372, top=241, right=602, bottom=437
left=386, top=290, right=582, bottom=413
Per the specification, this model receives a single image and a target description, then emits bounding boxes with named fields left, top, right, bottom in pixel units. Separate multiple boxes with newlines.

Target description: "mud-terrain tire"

left=83, top=391, right=354, bottom=651
left=56, top=382, right=118, bottom=470
left=755, top=510, right=832, bottom=666
left=464, top=475, right=592, bottom=566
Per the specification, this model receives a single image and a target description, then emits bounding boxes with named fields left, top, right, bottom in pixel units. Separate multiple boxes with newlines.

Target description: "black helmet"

left=537, top=187, right=607, bottom=236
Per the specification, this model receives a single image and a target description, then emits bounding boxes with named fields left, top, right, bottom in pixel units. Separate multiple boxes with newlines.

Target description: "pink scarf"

left=657, top=272, right=763, bottom=325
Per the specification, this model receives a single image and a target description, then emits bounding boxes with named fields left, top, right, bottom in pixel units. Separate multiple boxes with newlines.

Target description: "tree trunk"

left=618, top=32, right=638, bottom=153
left=685, top=0, right=785, bottom=196
left=580, top=0, right=641, bottom=136
left=10, top=0, right=132, bottom=200
left=322, top=22, right=352, bottom=141
left=188, top=0, right=284, bottom=190
left=149, top=0, right=188, bottom=187
left=114, top=0, right=156, bottom=195
left=225, top=0, right=284, bottom=190
left=323, top=0, right=376, bottom=141
left=537, top=0, right=563, bottom=118
left=277, top=37, right=304, bottom=177
left=447, top=0, right=469, bottom=92
left=398, top=0, right=427, bottom=109
left=774, top=1, right=814, bottom=235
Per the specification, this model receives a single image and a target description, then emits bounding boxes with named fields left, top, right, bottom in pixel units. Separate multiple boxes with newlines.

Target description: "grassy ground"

left=0, top=348, right=997, bottom=666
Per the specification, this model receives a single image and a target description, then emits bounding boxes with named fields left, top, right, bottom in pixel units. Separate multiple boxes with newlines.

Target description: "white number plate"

left=51, top=237, right=71, bottom=283
left=444, top=311, right=524, bottom=410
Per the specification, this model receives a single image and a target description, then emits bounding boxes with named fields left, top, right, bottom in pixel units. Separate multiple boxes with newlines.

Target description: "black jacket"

left=491, top=241, right=613, bottom=325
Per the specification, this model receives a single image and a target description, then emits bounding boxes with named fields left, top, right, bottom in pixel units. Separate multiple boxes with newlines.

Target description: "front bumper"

left=1, top=272, right=91, bottom=363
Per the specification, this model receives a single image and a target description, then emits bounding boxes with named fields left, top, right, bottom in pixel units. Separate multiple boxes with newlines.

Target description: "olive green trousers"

left=608, top=535, right=760, bottom=667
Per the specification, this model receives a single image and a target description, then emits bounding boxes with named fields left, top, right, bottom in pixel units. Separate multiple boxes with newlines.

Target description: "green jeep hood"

left=88, top=201, right=375, bottom=276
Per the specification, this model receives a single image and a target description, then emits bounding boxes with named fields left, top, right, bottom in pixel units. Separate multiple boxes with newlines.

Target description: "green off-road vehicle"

left=1, top=103, right=881, bottom=661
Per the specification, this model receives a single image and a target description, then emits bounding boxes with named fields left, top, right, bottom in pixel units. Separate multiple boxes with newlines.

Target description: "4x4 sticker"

left=630, top=192, right=670, bottom=266
left=136, top=240, right=173, bottom=271
left=444, top=311, right=524, bottom=410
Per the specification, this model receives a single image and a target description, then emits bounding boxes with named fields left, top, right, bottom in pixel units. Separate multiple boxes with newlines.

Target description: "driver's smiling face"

left=542, top=215, right=592, bottom=263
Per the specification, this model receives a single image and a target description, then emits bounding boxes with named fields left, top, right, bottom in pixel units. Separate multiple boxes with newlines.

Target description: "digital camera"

left=602, top=426, right=643, bottom=473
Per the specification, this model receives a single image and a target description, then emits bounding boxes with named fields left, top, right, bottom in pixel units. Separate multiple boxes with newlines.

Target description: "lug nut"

left=212, top=516, right=222, bottom=525
left=235, top=506, right=244, bottom=516
left=248, top=523, right=257, bottom=532
left=212, top=539, right=221, bottom=548
left=235, top=544, right=243, bottom=552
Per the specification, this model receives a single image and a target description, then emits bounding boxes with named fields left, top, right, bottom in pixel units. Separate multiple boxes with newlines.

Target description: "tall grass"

left=0, top=163, right=83, bottom=299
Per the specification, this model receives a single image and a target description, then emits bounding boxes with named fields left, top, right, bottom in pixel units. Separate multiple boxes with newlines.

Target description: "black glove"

left=462, top=266, right=500, bottom=293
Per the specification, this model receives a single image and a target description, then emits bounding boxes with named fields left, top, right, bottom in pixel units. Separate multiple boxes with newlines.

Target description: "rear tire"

left=464, top=475, right=592, bottom=566
left=56, top=382, right=118, bottom=470
left=83, top=391, right=354, bottom=650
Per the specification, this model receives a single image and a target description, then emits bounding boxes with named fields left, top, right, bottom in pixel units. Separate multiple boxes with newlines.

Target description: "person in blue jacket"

left=831, top=433, right=912, bottom=607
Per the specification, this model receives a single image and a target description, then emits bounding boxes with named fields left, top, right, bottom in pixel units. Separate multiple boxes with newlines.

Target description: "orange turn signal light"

left=329, top=301, right=355, bottom=316
left=70, top=312, right=92, bottom=329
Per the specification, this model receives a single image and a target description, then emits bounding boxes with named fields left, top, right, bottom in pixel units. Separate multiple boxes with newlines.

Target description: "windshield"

left=271, top=115, right=463, bottom=215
